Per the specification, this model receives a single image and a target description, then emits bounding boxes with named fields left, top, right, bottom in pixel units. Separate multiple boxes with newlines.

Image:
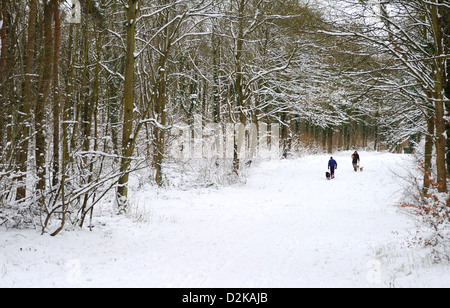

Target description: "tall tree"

left=0, top=0, right=7, bottom=155
left=16, top=0, right=37, bottom=201
left=117, top=0, right=142, bottom=208
left=35, top=0, right=54, bottom=208
left=428, top=1, right=447, bottom=192
left=52, top=0, right=61, bottom=187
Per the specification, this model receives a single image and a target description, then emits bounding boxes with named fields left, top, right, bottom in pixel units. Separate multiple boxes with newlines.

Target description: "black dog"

left=326, top=171, right=331, bottom=180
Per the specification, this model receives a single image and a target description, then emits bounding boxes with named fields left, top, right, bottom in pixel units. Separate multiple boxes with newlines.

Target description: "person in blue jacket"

left=328, top=157, right=337, bottom=179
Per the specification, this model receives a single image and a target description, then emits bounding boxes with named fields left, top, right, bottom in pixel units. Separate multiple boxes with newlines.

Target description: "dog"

left=326, top=171, right=331, bottom=180
left=360, top=167, right=364, bottom=172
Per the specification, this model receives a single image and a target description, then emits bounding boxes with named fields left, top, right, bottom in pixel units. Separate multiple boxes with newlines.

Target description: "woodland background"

left=0, top=0, right=448, bottom=235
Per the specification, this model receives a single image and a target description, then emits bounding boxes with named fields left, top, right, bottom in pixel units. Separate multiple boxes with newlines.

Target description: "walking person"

left=352, top=151, right=360, bottom=172
left=328, top=156, right=337, bottom=179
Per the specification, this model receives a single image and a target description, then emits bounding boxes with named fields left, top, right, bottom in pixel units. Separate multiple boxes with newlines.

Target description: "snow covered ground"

left=1, top=151, right=450, bottom=288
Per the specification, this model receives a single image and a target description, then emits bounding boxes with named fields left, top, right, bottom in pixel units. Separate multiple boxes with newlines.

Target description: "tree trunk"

left=443, top=4, right=450, bottom=178
left=212, top=29, right=220, bottom=124
left=16, top=0, right=37, bottom=201
left=35, top=0, right=54, bottom=208
left=233, top=0, right=246, bottom=174
left=434, top=99, right=446, bottom=192
left=117, top=0, right=140, bottom=207
left=423, top=113, right=434, bottom=192
left=281, top=113, right=290, bottom=158
left=327, top=127, right=333, bottom=154
left=152, top=5, right=185, bottom=186
left=153, top=28, right=170, bottom=187
left=430, top=3, right=447, bottom=192
left=154, top=75, right=167, bottom=186
left=52, top=0, right=61, bottom=187
left=0, top=0, right=8, bottom=155
left=57, top=23, right=75, bottom=234
left=80, top=12, right=102, bottom=226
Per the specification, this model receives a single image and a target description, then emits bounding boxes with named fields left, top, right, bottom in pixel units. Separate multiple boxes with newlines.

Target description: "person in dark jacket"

left=352, top=151, right=360, bottom=172
left=328, top=157, right=337, bottom=179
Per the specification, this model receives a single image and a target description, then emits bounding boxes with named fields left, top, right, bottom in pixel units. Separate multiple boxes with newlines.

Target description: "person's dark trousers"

left=330, top=167, right=335, bottom=178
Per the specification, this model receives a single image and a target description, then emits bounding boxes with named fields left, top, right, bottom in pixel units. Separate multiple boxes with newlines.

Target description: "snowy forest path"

left=131, top=151, right=414, bottom=287
left=0, top=151, right=416, bottom=287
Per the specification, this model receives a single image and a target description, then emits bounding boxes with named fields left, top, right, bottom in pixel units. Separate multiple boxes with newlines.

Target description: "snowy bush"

left=399, top=159, right=450, bottom=261
left=133, top=157, right=250, bottom=190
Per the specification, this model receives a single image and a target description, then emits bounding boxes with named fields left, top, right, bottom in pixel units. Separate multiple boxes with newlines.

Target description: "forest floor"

left=1, top=151, right=450, bottom=288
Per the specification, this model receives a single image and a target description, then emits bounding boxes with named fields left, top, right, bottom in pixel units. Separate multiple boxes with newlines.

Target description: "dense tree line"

left=0, top=0, right=448, bottom=234
left=321, top=0, right=449, bottom=192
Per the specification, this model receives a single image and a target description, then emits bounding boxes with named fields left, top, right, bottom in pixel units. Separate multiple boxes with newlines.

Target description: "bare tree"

left=319, top=0, right=449, bottom=192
